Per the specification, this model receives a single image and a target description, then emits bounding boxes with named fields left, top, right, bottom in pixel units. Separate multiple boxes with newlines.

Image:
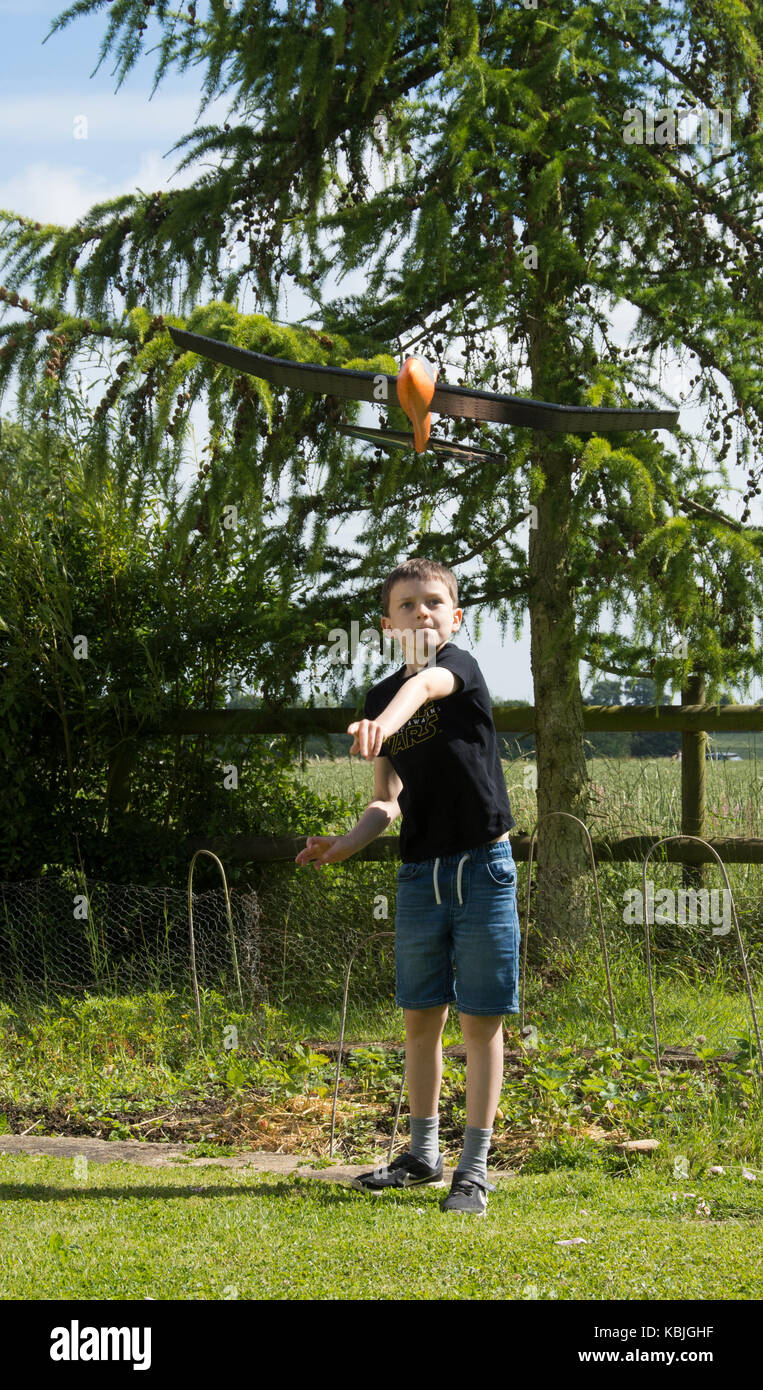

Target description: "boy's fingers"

left=296, top=838, right=328, bottom=864
left=350, top=717, right=375, bottom=761
left=347, top=717, right=387, bottom=758
left=297, top=838, right=346, bottom=869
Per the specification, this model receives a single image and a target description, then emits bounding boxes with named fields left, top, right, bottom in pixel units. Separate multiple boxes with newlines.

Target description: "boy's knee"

left=458, top=1012, right=503, bottom=1044
left=404, top=1005, right=448, bottom=1038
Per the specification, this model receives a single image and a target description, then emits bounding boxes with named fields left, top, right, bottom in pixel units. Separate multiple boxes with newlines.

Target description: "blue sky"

left=1, top=0, right=761, bottom=704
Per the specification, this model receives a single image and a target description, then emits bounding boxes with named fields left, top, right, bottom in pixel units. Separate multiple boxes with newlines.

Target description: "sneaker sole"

left=350, top=1176, right=447, bottom=1192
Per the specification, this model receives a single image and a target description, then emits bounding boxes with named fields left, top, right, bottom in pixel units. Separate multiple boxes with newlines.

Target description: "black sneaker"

left=440, top=1171, right=496, bottom=1215
left=351, top=1150, right=445, bottom=1192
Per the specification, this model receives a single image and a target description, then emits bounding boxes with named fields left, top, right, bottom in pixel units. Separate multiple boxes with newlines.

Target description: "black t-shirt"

left=363, top=641, right=515, bottom=862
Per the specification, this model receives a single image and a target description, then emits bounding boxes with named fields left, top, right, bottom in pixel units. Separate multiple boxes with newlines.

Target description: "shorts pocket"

left=484, top=854, right=516, bottom=888
left=397, top=861, right=426, bottom=881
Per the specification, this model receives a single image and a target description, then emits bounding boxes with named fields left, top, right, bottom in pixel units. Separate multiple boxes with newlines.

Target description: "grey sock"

left=409, top=1114, right=440, bottom=1168
left=456, top=1125, right=492, bottom=1185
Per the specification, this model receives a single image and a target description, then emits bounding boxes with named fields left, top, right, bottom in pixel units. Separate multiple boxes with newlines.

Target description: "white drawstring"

left=433, top=852, right=471, bottom=904
left=456, top=853, right=470, bottom=904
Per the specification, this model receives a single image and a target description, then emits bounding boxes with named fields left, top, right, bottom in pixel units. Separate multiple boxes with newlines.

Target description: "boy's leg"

left=454, top=1012, right=504, bottom=1186
left=447, top=841, right=518, bottom=1199
left=350, top=1005, right=449, bottom=1189
left=405, top=1005, right=448, bottom=1166
left=404, top=1004, right=449, bottom=1117
left=459, top=1012, right=504, bottom=1129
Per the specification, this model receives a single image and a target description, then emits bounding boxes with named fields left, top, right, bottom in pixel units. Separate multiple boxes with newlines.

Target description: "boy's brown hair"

left=381, top=558, right=459, bottom=618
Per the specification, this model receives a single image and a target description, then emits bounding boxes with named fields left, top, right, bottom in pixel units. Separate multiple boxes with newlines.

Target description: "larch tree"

left=1, top=0, right=762, bottom=939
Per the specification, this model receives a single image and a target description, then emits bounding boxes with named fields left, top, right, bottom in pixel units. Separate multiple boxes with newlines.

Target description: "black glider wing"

left=169, top=327, right=679, bottom=433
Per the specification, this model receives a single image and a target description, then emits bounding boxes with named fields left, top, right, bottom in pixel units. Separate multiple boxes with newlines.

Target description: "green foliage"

left=1, top=0, right=763, bottom=883
left=519, top=1134, right=605, bottom=1175
left=3, top=968, right=762, bottom=1171
left=223, top=1041, right=331, bottom=1100
left=0, top=414, right=345, bottom=879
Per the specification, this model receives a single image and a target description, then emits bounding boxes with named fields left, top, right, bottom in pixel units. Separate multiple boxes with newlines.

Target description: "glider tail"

left=396, top=357, right=438, bottom=453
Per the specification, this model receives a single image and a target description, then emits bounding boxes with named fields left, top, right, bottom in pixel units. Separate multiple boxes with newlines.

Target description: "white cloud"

left=0, top=149, right=208, bottom=226
left=0, top=92, right=230, bottom=146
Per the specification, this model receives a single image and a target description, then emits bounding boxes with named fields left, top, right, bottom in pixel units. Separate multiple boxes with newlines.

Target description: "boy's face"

left=381, top=576, right=462, bottom=665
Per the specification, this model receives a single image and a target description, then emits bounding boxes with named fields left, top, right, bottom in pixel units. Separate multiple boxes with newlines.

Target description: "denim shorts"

left=394, top=839, right=520, bottom=1016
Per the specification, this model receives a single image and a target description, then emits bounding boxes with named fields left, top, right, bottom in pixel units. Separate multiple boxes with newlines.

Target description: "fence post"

left=681, top=674, right=707, bottom=890
left=107, top=738, right=138, bottom=816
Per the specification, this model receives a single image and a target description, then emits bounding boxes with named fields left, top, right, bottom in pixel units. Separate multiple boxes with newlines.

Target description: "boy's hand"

left=295, top=835, right=353, bottom=870
left=347, top=718, right=388, bottom=760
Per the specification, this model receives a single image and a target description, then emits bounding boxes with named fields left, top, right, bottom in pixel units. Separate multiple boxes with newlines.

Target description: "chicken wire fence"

left=0, top=872, right=259, bottom=1011
left=1, top=842, right=763, bottom=1060
left=0, top=862, right=403, bottom=1036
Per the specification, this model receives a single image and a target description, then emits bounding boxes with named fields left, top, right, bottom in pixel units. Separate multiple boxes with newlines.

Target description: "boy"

left=295, top=558, right=519, bottom=1215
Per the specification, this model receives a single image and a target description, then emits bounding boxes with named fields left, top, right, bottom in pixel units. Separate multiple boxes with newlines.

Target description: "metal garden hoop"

left=329, top=931, right=406, bottom=1161
left=641, top=835, right=763, bottom=1092
left=187, top=849, right=244, bottom=1038
left=521, top=812, right=618, bottom=1045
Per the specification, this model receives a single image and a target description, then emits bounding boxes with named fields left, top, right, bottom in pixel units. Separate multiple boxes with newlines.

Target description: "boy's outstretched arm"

left=347, top=665, right=463, bottom=759
left=294, top=755, right=403, bottom=869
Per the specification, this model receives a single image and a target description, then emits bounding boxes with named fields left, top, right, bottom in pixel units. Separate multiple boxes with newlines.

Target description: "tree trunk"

left=526, top=304, right=591, bottom=952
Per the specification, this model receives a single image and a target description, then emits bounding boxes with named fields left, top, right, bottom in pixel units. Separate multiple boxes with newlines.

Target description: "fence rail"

left=109, top=702, right=763, bottom=736
left=175, top=831, right=763, bottom=864
left=96, top=702, right=763, bottom=869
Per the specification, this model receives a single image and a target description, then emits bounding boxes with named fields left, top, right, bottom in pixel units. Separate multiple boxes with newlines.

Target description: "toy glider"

left=169, top=327, right=679, bottom=451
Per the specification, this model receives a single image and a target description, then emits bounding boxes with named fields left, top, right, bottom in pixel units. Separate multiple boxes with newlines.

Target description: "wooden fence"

left=106, top=701, right=763, bottom=871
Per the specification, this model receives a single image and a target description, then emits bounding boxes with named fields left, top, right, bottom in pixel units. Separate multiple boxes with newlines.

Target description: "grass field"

left=293, top=752, right=763, bottom=843
left=2, top=1153, right=762, bottom=1300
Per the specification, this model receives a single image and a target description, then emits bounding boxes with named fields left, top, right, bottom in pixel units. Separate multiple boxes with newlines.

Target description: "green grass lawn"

left=2, top=1153, right=762, bottom=1300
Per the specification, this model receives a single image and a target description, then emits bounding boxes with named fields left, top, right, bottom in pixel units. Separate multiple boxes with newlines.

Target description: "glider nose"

left=396, top=356, right=438, bottom=453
